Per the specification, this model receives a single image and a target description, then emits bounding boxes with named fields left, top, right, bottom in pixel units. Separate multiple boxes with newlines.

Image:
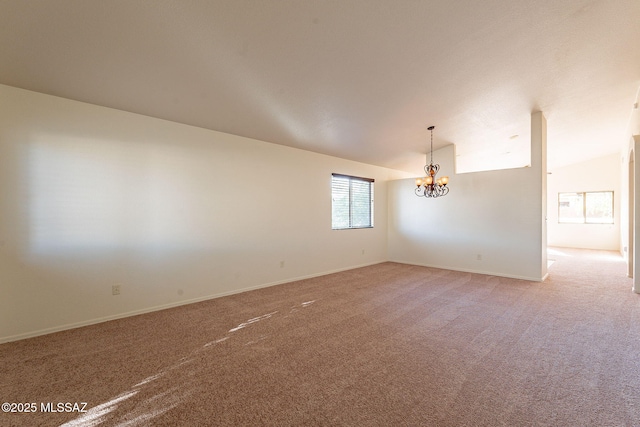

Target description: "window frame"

left=331, top=173, right=374, bottom=230
left=557, top=191, right=614, bottom=224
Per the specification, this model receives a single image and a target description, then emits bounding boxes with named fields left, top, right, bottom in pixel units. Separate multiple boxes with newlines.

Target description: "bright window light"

left=331, top=174, right=374, bottom=230
left=558, top=191, right=613, bottom=224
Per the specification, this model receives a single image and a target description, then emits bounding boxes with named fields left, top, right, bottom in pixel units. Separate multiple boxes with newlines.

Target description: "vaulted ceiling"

left=1, top=0, right=638, bottom=174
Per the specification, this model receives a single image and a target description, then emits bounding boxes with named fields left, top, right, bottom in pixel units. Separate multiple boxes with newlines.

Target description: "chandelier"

left=415, top=125, right=449, bottom=198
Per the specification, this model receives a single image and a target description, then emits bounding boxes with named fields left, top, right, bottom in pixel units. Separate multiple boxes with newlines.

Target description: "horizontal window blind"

left=332, top=174, right=374, bottom=229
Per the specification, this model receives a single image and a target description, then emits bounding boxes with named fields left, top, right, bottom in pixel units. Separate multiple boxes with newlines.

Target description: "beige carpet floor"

left=1, top=248, right=639, bottom=426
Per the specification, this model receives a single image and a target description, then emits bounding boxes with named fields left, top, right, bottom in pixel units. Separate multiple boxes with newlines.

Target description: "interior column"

left=531, top=111, right=548, bottom=280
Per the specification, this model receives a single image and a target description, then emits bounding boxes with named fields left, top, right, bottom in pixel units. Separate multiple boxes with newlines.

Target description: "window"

left=331, top=174, right=374, bottom=229
left=558, top=191, right=613, bottom=224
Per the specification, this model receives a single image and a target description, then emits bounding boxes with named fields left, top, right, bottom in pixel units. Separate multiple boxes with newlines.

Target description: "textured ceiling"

left=0, top=0, right=639, bottom=174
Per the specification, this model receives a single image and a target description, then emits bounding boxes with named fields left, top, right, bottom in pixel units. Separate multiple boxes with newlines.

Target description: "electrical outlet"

left=280, top=261, right=285, bottom=268
left=362, top=249, right=365, bottom=255
left=112, top=284, right=121, bottom=296
left=476, top=254, right=482, bottom=261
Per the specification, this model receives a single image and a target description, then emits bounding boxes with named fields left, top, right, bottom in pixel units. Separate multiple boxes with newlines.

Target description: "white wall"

left=619, top=89, right=639, bottom=286
left=547, top=153, right=622, bottom=251
left=624, top=134, right=640, bottom=291
left=0, top=85, right=410, bottom=343
left=387, top=113, right=547, bottom=281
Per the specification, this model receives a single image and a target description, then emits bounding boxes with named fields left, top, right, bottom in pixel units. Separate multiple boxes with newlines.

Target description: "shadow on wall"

left=25, top=135, right=221, bottom=255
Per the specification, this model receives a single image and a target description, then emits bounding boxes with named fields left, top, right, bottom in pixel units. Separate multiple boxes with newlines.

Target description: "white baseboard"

left=389, top=259, right=546, bottom=282
left=0, top=261, right=384, bottom=344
